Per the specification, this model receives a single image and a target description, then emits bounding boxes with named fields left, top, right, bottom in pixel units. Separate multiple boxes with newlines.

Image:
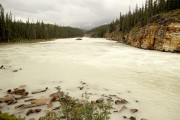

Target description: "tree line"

left=109, top=0, right=180, bottom=33
left=86, top=24, right=108, bottom=38
left=0, top=4, right=84, bottom=43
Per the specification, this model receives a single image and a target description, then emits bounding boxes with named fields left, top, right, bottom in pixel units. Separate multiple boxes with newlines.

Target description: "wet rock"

left=123, top=116, right=127, bottom=119
left=113, top=110, right=118, bottom=113
left=7, top=100, right=17, bottom=105
left=7, top=88, right=28, bottom=96
left=35, top=109, right=41, bottom=112
left=26, top=109, right=34, bottom=116
left=23, top=103, right=46, bottom=109
left=119, top=106, right=127, bottom=112
left=52, top=106, right=60, bottom=110
left=14, top=88, right=26, bottom=95
left=78, top=86, right=84, bottom=90
left=0, top=95, right=15, bottom=103
left=15, top=104, right=25, bottom=109
left=106, top=98, right=114, bottom=103
left=141, top=118, right=148, bottom=120
left=130, top=109, right=138, bottom=113
left=115, top=99, right=128, bottom=105
left=102, top=94, right=108, bottom=97
left=31, top=98, right=51, bottom=105
left=96, top=98, right=104, bottom=103
left=129, top=116, right=136, bottom=120
left=26, top=109, right=41, bottom=116
left=24, top=99, right=37, bottom=102
left=80, top=81, right=86, bottom=85
left=47, top=102, right=53, bottom=108
left=7, top=89, right=14, bottom=94
left=16, top=95, right=31, bottom=100
left=109, top=94, right=117, bottom=97
left=0, top=65, right=4, bottom=69
left=12, top=70, right=18, bottom=72
left=50, top=91, right=64, bottom=100
left=32, top=87, right=48, bottom=94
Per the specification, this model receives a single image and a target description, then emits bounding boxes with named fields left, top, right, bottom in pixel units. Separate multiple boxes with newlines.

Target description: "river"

left=0, top=37, right=180, bottom=120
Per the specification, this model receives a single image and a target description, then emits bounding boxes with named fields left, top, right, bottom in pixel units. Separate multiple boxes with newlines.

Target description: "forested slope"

left=88, top=0, right=180, bottom=52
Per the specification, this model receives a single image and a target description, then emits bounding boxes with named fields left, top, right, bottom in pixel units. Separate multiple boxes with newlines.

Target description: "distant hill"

left=85, top=24, right=109, bottom=38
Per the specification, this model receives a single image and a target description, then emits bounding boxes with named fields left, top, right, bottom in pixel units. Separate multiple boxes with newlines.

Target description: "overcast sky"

left=0, top=0, right=145, bottom=29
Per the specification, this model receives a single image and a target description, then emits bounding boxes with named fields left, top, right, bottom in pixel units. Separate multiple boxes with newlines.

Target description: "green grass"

left=0, top=113, right=24, bottom=120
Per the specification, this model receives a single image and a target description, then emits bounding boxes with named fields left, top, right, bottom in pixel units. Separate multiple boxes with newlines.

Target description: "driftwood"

left=31, top=87, right=48, bottom=94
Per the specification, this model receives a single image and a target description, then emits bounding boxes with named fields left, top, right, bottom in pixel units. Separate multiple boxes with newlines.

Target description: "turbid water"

left=0, top=38, right=180, bottom=120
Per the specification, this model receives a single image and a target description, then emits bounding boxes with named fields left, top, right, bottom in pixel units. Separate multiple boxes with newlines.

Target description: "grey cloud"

left=0, top=0, right=145, bottom=29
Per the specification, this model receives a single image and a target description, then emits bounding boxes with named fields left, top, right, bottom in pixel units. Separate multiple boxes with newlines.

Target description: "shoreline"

left=0, top=83, right=142, bottom=120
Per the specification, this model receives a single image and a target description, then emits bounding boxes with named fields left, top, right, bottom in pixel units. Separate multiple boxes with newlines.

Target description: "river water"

left=0, top=38, right=180, bottom=120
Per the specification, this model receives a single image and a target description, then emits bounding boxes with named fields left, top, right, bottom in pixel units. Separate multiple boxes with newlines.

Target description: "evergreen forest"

left=0, top=4, right=84, bottom=42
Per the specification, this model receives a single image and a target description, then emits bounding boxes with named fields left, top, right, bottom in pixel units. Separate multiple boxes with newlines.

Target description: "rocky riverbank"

left=107, top=10, right=180, bottom=53
left=0, top=81, right=147, bottom=120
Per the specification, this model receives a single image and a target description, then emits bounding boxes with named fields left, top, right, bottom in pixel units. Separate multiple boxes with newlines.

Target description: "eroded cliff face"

left=107, top=11, right=180, bottom=53
left=126, top=22, right=180, bottom=52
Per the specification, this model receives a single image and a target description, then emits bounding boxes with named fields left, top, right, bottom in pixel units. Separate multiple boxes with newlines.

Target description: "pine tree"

left=0, top=4, right=5, bottom=42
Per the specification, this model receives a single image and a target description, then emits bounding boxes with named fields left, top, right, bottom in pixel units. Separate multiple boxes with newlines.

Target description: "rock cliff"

left=107, top=10, right=180, bottom=53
